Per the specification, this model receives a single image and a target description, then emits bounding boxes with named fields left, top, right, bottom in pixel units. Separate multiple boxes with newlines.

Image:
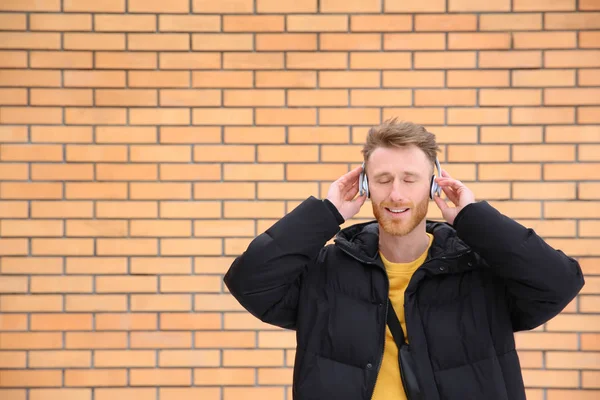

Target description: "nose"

left=388, top=179, right=405, bottom=203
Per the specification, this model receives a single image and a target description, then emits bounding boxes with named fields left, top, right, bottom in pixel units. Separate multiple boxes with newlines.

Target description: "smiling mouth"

left=385, top=207, right=409, bottom=214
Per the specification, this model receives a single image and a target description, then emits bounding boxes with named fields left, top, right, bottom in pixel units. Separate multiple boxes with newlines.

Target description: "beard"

left=372, top=196, right=429, bottom=237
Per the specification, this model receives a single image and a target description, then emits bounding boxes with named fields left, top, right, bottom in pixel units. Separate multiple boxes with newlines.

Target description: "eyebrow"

left=372, top=171, right=421, bottom=179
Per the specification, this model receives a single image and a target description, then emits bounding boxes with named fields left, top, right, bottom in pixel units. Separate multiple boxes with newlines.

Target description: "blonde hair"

left=361, top=118, right=441, bottom=171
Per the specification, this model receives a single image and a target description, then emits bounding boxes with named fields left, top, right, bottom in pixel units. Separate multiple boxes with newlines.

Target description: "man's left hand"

left=433, top=170, right=475, bottom=225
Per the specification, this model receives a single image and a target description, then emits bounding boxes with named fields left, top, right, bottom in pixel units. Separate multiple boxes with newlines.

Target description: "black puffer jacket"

left=224, top=196, right=584, bottom=400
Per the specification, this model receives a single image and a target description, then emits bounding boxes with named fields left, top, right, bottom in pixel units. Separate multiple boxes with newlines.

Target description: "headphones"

left=359, top=157, right=443, bottom=200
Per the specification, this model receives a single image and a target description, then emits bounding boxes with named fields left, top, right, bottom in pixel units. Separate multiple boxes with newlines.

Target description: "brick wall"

left=0, top=0, right=599, bottom=399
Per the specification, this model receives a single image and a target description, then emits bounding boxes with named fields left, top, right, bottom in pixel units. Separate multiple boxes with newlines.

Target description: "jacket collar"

left=333, top=219, right=471, bottom=265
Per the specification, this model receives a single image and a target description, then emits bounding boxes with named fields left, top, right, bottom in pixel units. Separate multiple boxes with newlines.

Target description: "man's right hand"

left=326, top=165, right=368, bottom=221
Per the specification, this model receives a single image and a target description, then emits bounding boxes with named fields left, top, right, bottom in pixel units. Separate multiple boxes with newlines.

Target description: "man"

left=223, top=119, right=585, bottom=400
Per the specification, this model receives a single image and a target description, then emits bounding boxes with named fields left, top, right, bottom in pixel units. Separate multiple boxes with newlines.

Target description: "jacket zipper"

left=337, top=244, right=472, bottom=400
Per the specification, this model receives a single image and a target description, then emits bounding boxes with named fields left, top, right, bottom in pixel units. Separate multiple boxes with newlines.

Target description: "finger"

left=441, top=169, right=451, bottom=178
left=440, top=185, right=459, bottom=205
left=437, top=177, right=464, bottom=192
left=433, top=193, right=448, bottom=210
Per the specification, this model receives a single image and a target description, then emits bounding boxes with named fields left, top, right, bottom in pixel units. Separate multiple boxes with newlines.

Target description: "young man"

left=224, top=119, right=585, bottom=400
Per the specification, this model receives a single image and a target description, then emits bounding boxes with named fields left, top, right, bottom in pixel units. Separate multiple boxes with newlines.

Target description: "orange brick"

left=130, top=108, right=191, bottom=125
left=0, top=13, right=26, bottom=30
left=512, top=107, right=575, bottom=124
left=32, top=238, right=94, bottom=256
left=255, top=71, right=316, bottom=88
left=66, top=220, right=127, bottom=238
left=0, top=0, right=60, bottom=11
left=545, top=50, right=600, bottom=68
left=194, top=182, right=255, bottom=199
left=545, top=202, right=600, bottom=219
left=580, top=145, right=600, bottom=161
left=223, top=349, right=284, bottom=367
left=65, top=183, right=127, bottom=200
left=384, top=33, right=445, bottom=50
left=287, top=89, right=347, bottom=106
left=513, top=69, right=575, bottom=87
left=158, top=350, right=219, bottom=367
left=224, top=53, right=284, bottom=69
left=131, top=257, right=191, bottom=275
left=223, top=15, right=283, bottom=32
left=160, top=127, right=221, bottom=144
left=195, top=294, right=245, bottom=311
left=449, top=0, right=510, bottom=11
left=159, top=15, right=220, bottom=32
left=31, top=201, right=93, bottom=219
left=224, top=312, right=281, bottom=330
left=0, top=32, right=60, bottom=49
left=63, top=0, right=124, bottom=12
left=160, top=313, right=220, bottom=330
left=129, top=33, right=189, bottom=51
left=159, top=53, right=220, bottom=70
left=545, top=12, right=600, bottom=29
left=0, top=314, right=28, bottom=330
left=95, top=314, right=157, bottom=331
left=193, top=108, right=253, bottom=125
left=415, top=14, right=477, bottom=31
left=257, top=0, right=316, bottom=13
left=1, top=144, right=63, bottom=162
left=64, top=33, right=125, bottom=51
left=129, top=0, right=189, bottom=12
left=96, top=89, right=157, bottom=106
left=94, top=350, right=155, bottom=368
left=159, top=89, right=220, bottom=107
left=31, top=52, right=91, bottom=71
left=0, top=70, right=61, bottom=87
left=1, top=182, right=62, bottom=199
left=96, top=276, right=158, bottom=293
left=192, top=34, right=252, bottom=51
left=160, top=201, right=221, bottom=218
left=383, top=107, right=445, bottom=125
left=30, top=126, right=90, bottom=144
left=96, top=52, right=156, bottom=69
left=514, top=0, right=575, bottom=10
left=0, top=370, right=62, bottom=387
left=192, top=0, right=252, bottom=13
left=286, top=15, right=348, bottom=32
left=545, top=88, right=600, bottom=106
left=448, top=145, right=510, bottom=162
left=287, top=52, right=348, bottom=69
left=0, top=126, right=28, bottom=142
left=0, top=107, right=62, bottom=124
left=255, top=108, right=316, bottom=125
left=350, top=52, right=411, bottom=69
left=256, top=33, right=317, bottom=51
left=161, top=276, right=221, bottom=293
left=0, top=276, right=27, bottom=293
left=161, top=238, right=222, bottom=256
left=65, top=295, right=127, bottom=312
left=95, top=388, right=154, bottom=400
left=1, top=220, right=63, bottom=238
left=351, top=15, right=412, bottom=31
left=321, top=33, right=381, bottom=51
left=545, top=163, right=600, bottom=180
left=546, top=351, right=600, bottom=369
left=479, top=50, right=541, bottom=68
left=194, top=368, right=254, bottom=386
left=94, top=14, right=155, bottom=32
left=0, top=352, right=26, bottom=368
left=224, top=201, right=285, bottom=218
left=479, top=164, right=541, bottom=180
left=255, top=145, right=318, bottom=162
left=160, top=164, right=221, bottom=181
left=0, top=51, right=27, bottom=68
left=581, top=0, right=600, bottom=9
left=385, top=0, right=446, bottom=12
left=32, top=164, right=94, bottom=181
left=289, top=127, right=349, bottom=144
left=415, top=89, right=476, bottom=106
left=129, top=368, right=192, bottom=386
left=581, top=32, right=600, bottom=48
left=0, top=88, right=26, bottom=105
left=65, top=107, right=126, bottom=125
left=414, top=51, right=476, bottom=68
left=384, top=71, right=445, bottom=87
left=66, top=258, right=126, bottom=275
left=286, top=163, right=349, bottom=181
left=31, top=350, right=90, bottom=367
left=319, top=107, right=380, bottom=125
left=449, top=33, right=511, bottom=49
left=0, top=295, right=62, bottom=312
left=65, top=369, right=127, bottom=387
left=193, top=71, right=253, bottom=88
left=196, top=219, right=254, bottom=237
left=66, top=144, right=127, bottom=161
left=523, top=370, right=578, bottom=388
left=0, top=163, right=28, bottom=180
left=130, top=332, right=192, bottom=349
left=319, top=71, right=380, bottom=88
left=192, top=144, right=253, bottom=162
left=513, top=182, right=576, bottom=200
left=447, top=108, right=508, bottom=125
left=258, top=368, right=293, bottom=385
left=514, top=32, right=576, bottom=49
left=480, top=89, right=541, bottom=105
left=580, top=106, right=600, bottom=123
left=96, top=238, right=157, bottom=255
left=95, top=164, right=156, bottom=182
left=131, top=294, right=192, bottom=311
left=30, top=13, right=91, bottom=31
left=31, top=88, right=93, bottom=106
left=479, top=13, right=542, bottom=30
left=580, top=183, right=600, bottom=200
left=161, top=388, right=220, bottom=400
left=129, top=71, right=189, bottom=88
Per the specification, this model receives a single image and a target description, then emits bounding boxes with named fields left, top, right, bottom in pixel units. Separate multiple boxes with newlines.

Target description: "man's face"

left=367, top=145, right=433, bottom=236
